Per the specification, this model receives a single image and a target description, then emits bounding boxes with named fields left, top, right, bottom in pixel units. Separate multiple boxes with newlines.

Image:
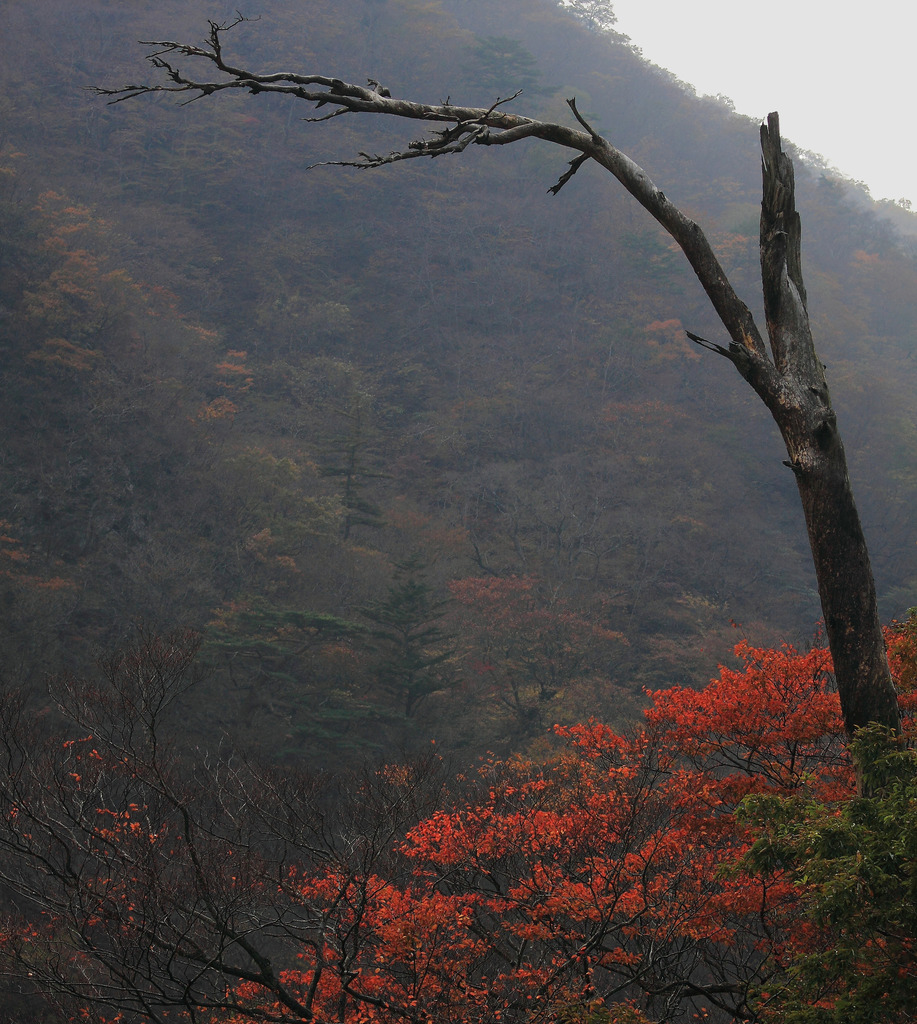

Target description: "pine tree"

left=361, top=555, right=454, bottom=717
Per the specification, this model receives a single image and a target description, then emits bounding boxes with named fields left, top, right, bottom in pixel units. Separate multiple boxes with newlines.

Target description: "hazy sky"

left=607, top=0, right=916, bottom=204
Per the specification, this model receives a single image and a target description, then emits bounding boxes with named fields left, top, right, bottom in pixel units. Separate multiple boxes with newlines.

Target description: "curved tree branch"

left=95, top=19, right=900, bottom=739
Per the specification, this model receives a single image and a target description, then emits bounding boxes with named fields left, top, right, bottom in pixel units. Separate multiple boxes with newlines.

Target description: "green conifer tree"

left=361, top=555, right=454, bottom=717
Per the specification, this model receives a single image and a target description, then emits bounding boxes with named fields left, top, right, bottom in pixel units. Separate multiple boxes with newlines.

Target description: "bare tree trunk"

left=587, top=109, right=901, bottom=737
left=97, top=26, right=901, bottom=737
left=754, top=116, right=900, bottom=737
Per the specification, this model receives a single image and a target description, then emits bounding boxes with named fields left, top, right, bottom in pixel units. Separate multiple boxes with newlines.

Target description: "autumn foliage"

left=1, top=623, right=916, bottom=1023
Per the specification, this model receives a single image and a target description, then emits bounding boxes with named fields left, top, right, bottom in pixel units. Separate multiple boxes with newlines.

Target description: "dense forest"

left=2, top=0, right=917, bottom=764
left=3, top=0, right=917, bottom=1020
left=0, top=1, right=915, bottom=758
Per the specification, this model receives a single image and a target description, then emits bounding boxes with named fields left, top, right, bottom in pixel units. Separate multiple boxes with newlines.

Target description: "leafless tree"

left=95, top=16, right=900, bottom=739
left=0, top=629, right=451, bottom=1022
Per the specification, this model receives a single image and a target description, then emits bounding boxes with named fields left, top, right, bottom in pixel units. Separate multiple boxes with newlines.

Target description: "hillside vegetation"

left=1, top=0, right=917, bottom=764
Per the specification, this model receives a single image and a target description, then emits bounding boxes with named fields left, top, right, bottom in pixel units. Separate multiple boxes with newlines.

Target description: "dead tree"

left=96, top=16, right=901, bottom=738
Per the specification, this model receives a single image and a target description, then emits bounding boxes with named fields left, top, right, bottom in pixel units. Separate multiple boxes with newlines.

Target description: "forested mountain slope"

left=2, top=0, right=916, bottom=765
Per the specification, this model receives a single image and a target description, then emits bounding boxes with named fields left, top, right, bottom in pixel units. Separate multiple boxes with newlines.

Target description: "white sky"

left=608, top=0, right=916, bottom=204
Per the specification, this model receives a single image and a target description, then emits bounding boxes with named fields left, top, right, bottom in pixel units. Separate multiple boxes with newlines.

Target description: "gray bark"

left=97, top=24, right=901, bottom=737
